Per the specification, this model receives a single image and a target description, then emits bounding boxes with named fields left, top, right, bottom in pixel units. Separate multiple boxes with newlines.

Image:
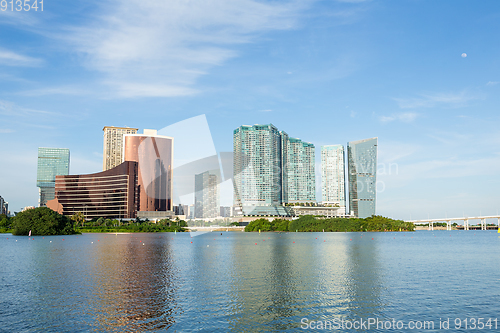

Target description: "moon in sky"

left=461, top=53, right=467, bottom=58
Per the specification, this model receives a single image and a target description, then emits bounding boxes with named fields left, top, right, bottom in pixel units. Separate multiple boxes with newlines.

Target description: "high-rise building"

left=233, top=124, right=315, bottom=213
left=47, top=161, right=139, bottom=219
left=188, top=204, right=195, bottom=219
left=233, top=124, right=283, bottom=208
left=283, top=137, right=316, bottom=203
left=0, top=196, right=7, bottom=215
left=194, top=171, right=219, bottom=218
left=220, top=206, right=232, bottom=217
left=103, top=126, right=138, bottom=171
left=347, top=137, right=377, bottom=218
left=37, top=148, right=70, bottom=206
left=124, top=130, right=173, bottom=212
left=321, top=145, right=345, bottom=213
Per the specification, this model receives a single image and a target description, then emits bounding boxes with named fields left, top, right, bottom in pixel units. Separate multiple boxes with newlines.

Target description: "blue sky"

left=1, top=0, right=500, bottom=220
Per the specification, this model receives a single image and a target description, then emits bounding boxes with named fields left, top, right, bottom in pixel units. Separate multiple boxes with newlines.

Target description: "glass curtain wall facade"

left=233, top=124, right=316, bottom=213
left=194, top=171, right=220, bottom=218
left=37, top=148, right=70, bottom=206
left=103, top=126, right=138, bottom=171
left=47, top=161, right=139, bottom=219
left=284, top=137, right=316, bottom=203
left=233, top=124, right=283, bottom=208
left=124, top=133, right=173, bottom=212
left=347, top=138, right=377, bottom=218
left=321, top=145, right=345, bottom=209
left=0, top=196, right=7, bottom=215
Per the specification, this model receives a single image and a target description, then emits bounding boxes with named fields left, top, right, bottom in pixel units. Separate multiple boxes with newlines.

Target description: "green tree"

left=0, top=214, right=12, bottom=232
left=70, top=211, right=86, bottom=228
left=12, top=207, right=78, bottom=236
left=96, top=217, right=105, bottom=226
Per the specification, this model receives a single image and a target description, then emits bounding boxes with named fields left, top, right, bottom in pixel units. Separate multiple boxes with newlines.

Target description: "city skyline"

left=1, top=1, right=500, bottom=220
left=30, top=123, right=372, bottom=218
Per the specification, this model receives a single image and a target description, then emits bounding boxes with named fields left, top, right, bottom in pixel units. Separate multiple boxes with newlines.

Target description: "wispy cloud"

left=0, top=129, right=15, bottom=134
left=426, top=131, right=471, bottom=145
left=0, top=100, right=57, bottom=117
left=486, top=81, right=498, bottom=86
left=259, top=109, right=273, bottom=112
left=61, top=0, right=308, bottom=98
left=0, top=48, right=43, bottom=67
left=393, top=91, right=480, bottom=109
left=107, top=82, right=198, bottom=99
left=17, top=86, right=91, bottom=97
left=380, top=112, right=418, bottom=123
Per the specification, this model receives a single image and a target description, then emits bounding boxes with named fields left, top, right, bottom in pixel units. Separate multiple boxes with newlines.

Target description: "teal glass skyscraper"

left=37, top=147, right=70, bottom=206
left=347, top=138, right=377, bottom=218
left=283, top=136, right=316, bottom=203
left=233, top=124, right=283, bottom=208
left=233, top=124, right=315, bottom=212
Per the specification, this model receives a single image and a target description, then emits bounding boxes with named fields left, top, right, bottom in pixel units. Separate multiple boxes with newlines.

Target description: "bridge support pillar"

left=481, top=218, right=486, bottom=230
left=447, top=220, right=451, bottom=230
left=464, top=219, right=469, bottom=230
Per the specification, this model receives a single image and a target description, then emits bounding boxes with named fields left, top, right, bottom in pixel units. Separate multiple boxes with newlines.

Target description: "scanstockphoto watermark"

left=300, top=317, right=499, bottom=330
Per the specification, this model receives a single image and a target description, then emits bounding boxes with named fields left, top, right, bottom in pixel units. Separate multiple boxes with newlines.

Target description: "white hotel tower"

left=321, top=145, right=346, bottom=215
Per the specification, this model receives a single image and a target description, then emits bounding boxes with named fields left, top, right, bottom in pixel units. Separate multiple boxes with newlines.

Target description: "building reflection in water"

left=226, top=233, right=385, bottom=331
left=85, top=235, right=180, bottom=331
left=344, top=235, right=385, bottom=320
left=226, top=234, right=308, bottom=332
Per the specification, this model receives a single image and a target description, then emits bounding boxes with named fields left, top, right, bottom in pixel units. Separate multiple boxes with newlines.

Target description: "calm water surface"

left=1, top=231, right=499, bottom=332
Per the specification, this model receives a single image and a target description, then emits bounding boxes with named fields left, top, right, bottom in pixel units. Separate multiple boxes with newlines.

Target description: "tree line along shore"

left=1, top=207, right=414, bottom=236
left=244, top=215, right=415, bottom=232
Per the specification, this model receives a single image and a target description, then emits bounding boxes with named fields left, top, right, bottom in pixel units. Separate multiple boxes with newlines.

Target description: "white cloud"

left=0, top=48, right=43, bottom=67
left=62, top=0, right=307, bottom=98
left=486, top=81, right=498, bottom=86
left=378, top=141, right=420, bottom=164
left=379, top=112, right=418, bottom=123
left=0, top=129, right=14, bottom=133
left=260, top=109, right=273, bottom=112
left=0, top=100, right=57, bottom=117
left=18, top=86, right=90, bottom=97
left=426, top=131, right=471, bottom=145
left=393, top=91, right=480, bottom=109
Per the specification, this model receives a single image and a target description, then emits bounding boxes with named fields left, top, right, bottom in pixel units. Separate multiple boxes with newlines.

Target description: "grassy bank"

left=245, top=215, right=415, bottom=232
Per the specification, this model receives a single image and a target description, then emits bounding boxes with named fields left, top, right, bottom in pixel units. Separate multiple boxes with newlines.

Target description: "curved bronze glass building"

left=124, top=133, right=173, bottom=212
left=47, top=161, right=139, bottom=219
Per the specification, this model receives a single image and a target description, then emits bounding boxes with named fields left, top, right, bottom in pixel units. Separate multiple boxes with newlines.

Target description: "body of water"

left=1, top=230, right=499, bottom=332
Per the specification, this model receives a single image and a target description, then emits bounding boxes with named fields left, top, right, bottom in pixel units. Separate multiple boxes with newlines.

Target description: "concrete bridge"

left=406, top=215, right=500, bottom=231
